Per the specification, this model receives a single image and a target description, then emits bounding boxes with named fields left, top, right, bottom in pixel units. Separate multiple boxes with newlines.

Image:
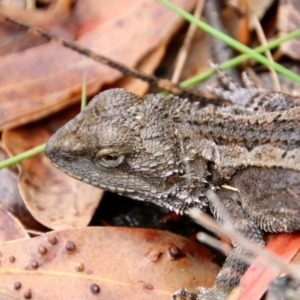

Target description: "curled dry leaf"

left=2, top=106, right=103, bottom=230
left=0, top=227, right=220, bottom=300
left=0, top=145, right=44, bottom=230
left=0, top=0, right=195, bottom=130
left=0, top=204, right=29, bottom=242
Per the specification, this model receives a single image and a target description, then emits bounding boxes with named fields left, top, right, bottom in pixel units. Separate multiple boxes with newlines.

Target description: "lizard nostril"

left=60, top=153, right=78, bottom=162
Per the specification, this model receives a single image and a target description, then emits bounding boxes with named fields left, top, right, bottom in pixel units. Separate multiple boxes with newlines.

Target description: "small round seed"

left=38, top=246, right=47, bottom=255
left=9, top=256, right=16, bottom=263
left=65, top=241, right=76, bottom=252
left=14, top=282, right=22, bottom=290
left=75, top=262, right=84, bottom=272
left=90, top=284, right=100, bottom=294
left=23, top=289, right=32, bottom=299
left=48, top=236, right=58, bottom=245
left=168, top=246, right=183, bottom=259
left=31, top=260, right=39, bottom=269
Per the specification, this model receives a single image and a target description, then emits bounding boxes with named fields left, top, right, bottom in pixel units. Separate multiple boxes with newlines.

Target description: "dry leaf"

left=0, top=0, right=76, bottom=55
left=0, top=146, right=44, bottom=230
left=0, top=227, right=220, bottom=300
left=0, top=204, right=29, bottom=242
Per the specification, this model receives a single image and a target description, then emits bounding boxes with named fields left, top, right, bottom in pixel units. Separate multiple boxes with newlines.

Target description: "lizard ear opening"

left=94, top=149, right=125, bottom=168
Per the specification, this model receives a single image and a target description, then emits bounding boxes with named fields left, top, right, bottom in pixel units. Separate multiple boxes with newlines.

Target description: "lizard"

left=45, top=67, right=300, bottom=299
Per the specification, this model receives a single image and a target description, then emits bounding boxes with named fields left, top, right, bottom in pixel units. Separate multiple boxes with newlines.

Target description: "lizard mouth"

left=66, top=172, right=83, bottom=181
left=50, top=161, right=83, bottom=181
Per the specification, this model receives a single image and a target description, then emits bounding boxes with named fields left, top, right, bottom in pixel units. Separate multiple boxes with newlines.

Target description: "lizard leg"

left=267, top=275, right=300, bottom=299
left=208, top=63, right=300, bottom=112
left=231, top=167, right=300, bottom=233
left=173, top=189, right=265, bottom=300
left=207, top=63, right=264, bottom=111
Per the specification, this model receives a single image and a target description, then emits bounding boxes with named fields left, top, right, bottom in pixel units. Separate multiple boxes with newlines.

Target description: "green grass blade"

left=160, top=0, right=300, bottom=84
left=0, top=144, right=45, bottom=169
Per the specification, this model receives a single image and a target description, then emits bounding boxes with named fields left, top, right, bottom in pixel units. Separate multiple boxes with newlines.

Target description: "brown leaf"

left=0, top=0, right=195, bottom=130
left=2, top=106, right=103, bottom=230
left=0, top=0, right=76, bottom=54
left=0, top=204, right=29, bottom=242
left=0, top=227, right=219, bottom=299
left=0, top=145, right=45, bottom=230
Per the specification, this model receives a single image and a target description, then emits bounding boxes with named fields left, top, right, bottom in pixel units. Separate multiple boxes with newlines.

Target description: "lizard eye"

left=94, top=149, right=125, bottom=168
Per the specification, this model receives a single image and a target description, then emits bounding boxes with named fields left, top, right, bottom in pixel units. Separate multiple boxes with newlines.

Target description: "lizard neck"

left=187, top=106, right=300, bottom=151
left=175, top=105, right=300, bottom=178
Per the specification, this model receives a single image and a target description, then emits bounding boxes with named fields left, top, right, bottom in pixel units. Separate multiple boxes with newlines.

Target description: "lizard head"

left=45, top=88, right=208, bottom=214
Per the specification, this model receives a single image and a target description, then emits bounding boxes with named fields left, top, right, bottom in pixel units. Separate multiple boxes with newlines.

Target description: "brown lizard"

left=45, top=69, right=300, bottom=299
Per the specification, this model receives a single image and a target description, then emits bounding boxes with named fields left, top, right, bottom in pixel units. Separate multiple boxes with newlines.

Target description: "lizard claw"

left=173, top=287, right=226, bottom=300
left=173, top=288, right=197, bottom=300
left=195, top=287, right=227, bottom=300
left=209, top=62, right=241, bottom=92
left=208, top=62, right=265, bottom=111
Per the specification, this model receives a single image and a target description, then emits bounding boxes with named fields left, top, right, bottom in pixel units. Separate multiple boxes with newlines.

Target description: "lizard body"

left=45, top=77, right=300, bottom=299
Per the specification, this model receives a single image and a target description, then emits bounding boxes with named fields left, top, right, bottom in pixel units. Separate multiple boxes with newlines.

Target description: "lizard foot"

left=267, top=275, right=300, bottom=299
left=173, top=287, right=226, bottom=300
left=172, top=288, right=197, bottom=300
left=207, top=62, right=265, bottom=112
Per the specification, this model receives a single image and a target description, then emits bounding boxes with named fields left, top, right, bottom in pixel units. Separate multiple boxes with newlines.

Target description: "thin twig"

left=26, top=0, right=36, bottom=10
left=252, top=12, right=281, bottom=91
left=171, top=0, right=205, bottom=83
left=196, top=231, right=232, bottom=256
left=81, top=72, right=87, bottom=111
